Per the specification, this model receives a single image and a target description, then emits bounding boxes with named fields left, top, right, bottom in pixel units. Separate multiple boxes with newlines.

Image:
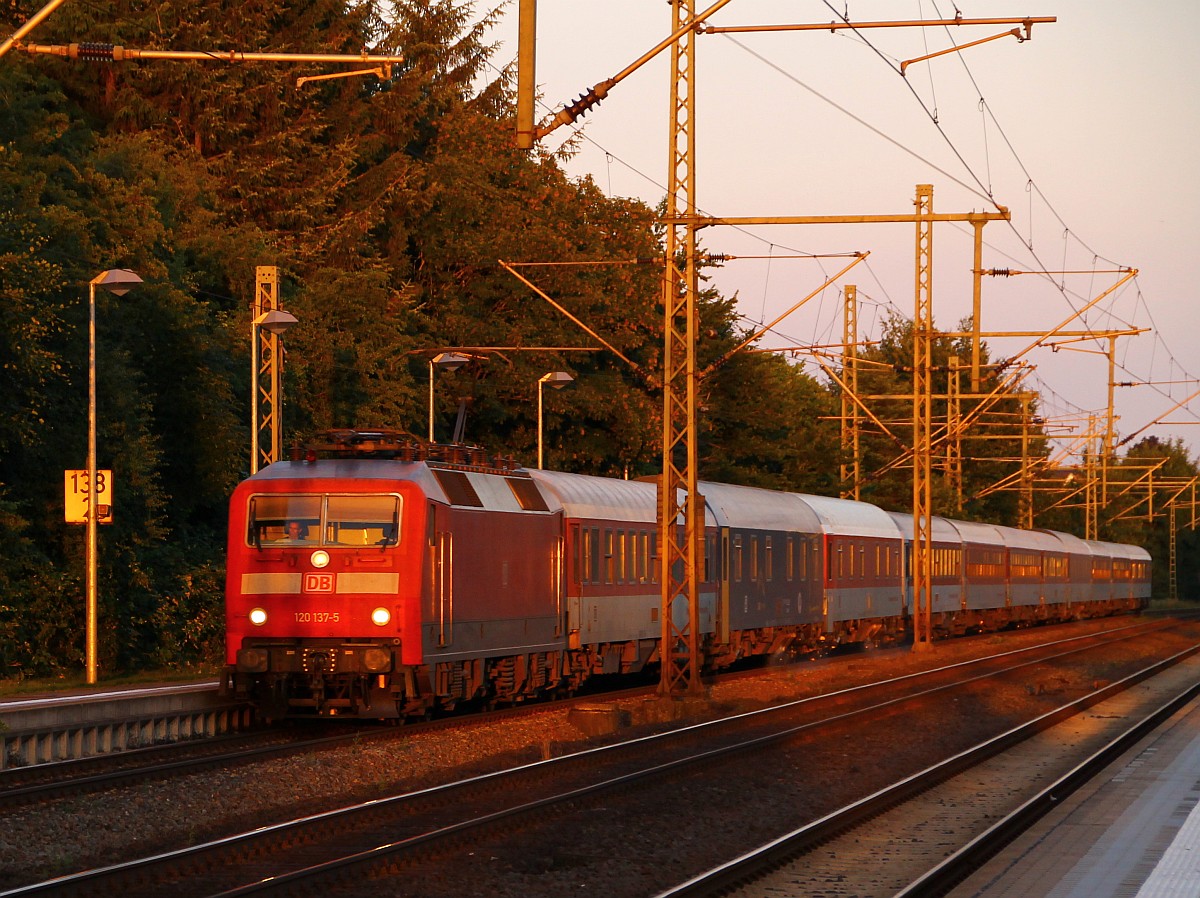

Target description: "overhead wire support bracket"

left=297, top=64, right=392, bottom=89
left=697, top=15, right=1056, bottom=36
left=11, top=40, right=403, bottom=68
left=899, top=26, right=1029, bottom=74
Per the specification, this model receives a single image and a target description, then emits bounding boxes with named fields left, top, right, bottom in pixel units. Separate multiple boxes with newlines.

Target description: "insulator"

left=75, top=42, right=116, bottom=62
left=565, top=89, right=599, bottom=120
left=561, top=80, right=612, bottom=123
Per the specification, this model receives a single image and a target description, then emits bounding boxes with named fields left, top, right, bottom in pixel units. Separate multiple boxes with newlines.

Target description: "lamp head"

left=254, top=309, right=299, bottom=336
left=91, top=268, right=143, bottom=296
left=432, top=352, right=470, bottom=372
left=541, top=371, right=574, bottom=390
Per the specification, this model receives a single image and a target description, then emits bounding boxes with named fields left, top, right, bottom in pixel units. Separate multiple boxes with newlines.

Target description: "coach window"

left=765, top=536, right=774, bottom=582
left=733, top=534, right=744, bottom=582
left=589, top=527, right=601, bottom=583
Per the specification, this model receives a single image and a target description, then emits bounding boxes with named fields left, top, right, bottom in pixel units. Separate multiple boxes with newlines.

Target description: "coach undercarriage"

left=233, top=593, right=1143, bottom=721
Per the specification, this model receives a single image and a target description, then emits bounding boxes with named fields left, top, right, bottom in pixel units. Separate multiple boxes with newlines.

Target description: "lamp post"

left=250, top=265, right=298, bottom=474
left=250, top=307, right=298, bottom=474
left=428, top=352, right=469, bottom=442
left=537, top=371, right=574, bottom=469
left=86, top=268, right=141, bottom=685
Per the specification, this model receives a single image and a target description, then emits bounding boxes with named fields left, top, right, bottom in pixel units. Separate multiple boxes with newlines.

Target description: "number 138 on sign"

left=64, top=470, right=114, bottom=524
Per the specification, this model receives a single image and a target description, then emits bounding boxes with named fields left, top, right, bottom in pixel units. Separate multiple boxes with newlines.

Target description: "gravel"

left=0, top=618, right=1162, bottom=891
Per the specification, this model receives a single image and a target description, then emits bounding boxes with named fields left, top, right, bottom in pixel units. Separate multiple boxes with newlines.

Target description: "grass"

left=1147, top=596, right=1199, bottom=612
left=0, top=663, right=222, bottom=699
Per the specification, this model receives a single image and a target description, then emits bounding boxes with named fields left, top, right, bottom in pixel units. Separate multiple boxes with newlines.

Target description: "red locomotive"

left=224, top=430, right=1150, bottom=720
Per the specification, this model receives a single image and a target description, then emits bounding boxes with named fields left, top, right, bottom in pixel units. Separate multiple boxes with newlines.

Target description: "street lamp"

left=428, top=352, right=470, bottom=442
left=537, top=371, right=574, bottom=469
left=250, top=304, right=298, bottom=474
left=86, top=268, right=141, bottom=685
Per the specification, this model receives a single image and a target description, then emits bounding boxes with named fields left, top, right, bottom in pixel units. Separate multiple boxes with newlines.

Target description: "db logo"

left=303, top=573, right=335, bottom=593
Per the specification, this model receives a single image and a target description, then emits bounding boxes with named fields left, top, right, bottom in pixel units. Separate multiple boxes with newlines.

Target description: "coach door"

left=899, top=539, right=913, bottom=617
left=566, top=523, right=582, bottom=646
left=717, top=527, right=731, bottom=642
left=433, top=528, right=453, bottom=647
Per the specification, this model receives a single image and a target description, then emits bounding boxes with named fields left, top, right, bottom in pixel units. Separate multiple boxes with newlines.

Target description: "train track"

left=660, top=651, right=1200, bottom=898
left=2, top=617, right=1189, bottom=898
left=0, top=619, right=1106, bottom=808
left=0, top=680, right=659, bottom=812
left=0, top=726, right=358, bottom=809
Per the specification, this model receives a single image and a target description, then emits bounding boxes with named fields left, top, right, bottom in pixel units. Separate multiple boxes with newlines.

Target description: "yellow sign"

left=64, top=470, right=114, bottom=524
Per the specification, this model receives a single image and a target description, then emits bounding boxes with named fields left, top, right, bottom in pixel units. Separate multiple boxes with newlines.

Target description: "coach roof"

left=797, top=494, right=902, bottom=540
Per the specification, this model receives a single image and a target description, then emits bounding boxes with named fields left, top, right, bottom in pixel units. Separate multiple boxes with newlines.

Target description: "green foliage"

left=0, top=0, right=1186, bottom=679
left=1111, top=437, right=1200, bottom=600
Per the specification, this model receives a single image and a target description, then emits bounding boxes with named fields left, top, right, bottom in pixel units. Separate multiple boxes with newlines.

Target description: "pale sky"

left=488, top=1, right=1200, bottom=469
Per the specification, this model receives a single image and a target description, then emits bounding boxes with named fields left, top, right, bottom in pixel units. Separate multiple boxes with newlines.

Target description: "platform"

left=951, top=694, right=1200, bottom=898
left=0, top=680, right=250, bottom=767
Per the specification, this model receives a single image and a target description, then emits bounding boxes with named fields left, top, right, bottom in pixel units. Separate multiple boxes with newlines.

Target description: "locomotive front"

left=224, top=457, right=427, bottom=719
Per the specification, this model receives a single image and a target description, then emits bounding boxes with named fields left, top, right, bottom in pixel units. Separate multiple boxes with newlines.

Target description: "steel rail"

left=653, top=644, right=1200, bottom=897
left=0, top=620, right=1173, bottom=897
left=893, top=678, right=1200, bottom=897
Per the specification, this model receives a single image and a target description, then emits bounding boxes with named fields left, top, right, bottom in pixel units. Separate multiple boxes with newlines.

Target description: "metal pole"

left=538, top=377, right=545, bottom=469
left=86, top=281, right=98, bottom=685
left=428, top=358, right=435, bottom=442
left=0, top=0, right=70, bottom=59
left=250, top=317, right=259, bottom=474
left=516, top=0, right=537, bottom=149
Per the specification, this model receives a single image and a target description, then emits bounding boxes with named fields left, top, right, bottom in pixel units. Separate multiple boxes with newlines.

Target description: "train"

left=223, top=429, right=1151, bottom=720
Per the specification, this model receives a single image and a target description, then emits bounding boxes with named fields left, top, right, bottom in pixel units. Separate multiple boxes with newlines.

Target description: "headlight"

left=310, top=550, right=331, bottom=568
left=371, top=607, right=391, bottom=626
left=249, top=607, right=268, bottom=626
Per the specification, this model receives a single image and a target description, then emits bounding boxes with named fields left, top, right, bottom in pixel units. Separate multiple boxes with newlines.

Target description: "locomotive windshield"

left=247, top=493, right=401, bottom=548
